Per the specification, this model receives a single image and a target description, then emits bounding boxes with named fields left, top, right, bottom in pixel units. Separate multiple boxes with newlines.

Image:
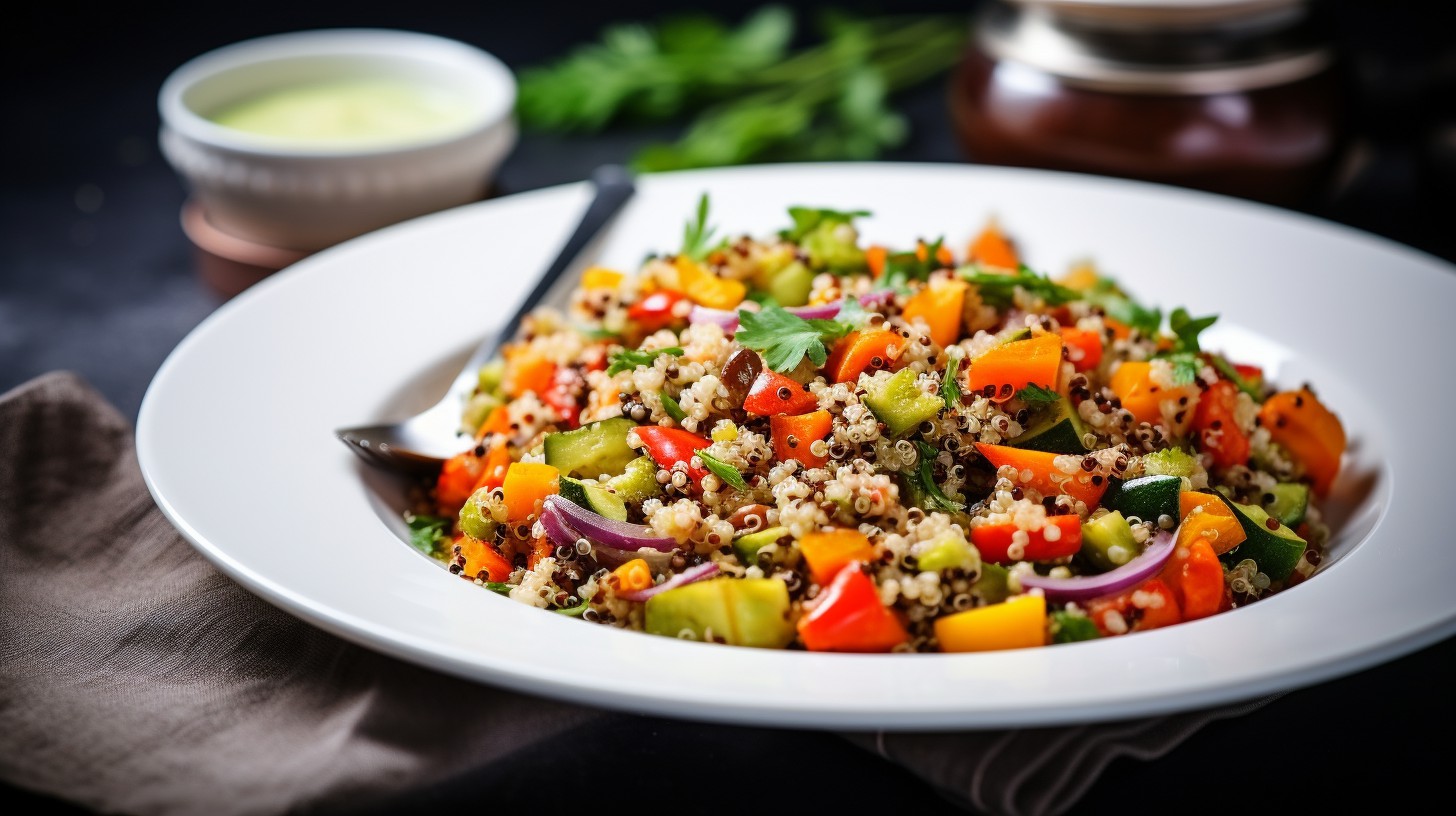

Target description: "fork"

left=335, top=165, right=636, bottom=470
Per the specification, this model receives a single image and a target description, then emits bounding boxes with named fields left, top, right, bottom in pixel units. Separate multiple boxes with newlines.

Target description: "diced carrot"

left=824, top=330, right=903, bottom=383
left=800, top=529, right=876, bottom=585
left=580, top=266, right=624, bottom=290
left=1059, top=327, right=1103, bottom=373
left=902, top=279, right=969, bottom=348
left=1178, top=491, right=1246, bottom=555
left=970, top=515, right=1082, bottom=564
left=1259, top=388, right=1345, bottom=496
left=502, top=462, right=560, bottom=524
left=771, top=410, right=833, bottom=468
left=456, top=534, right=513, bottom=582
left=967, top=220, right=1020, bottom=269
left=612, top=559, right=654, bottom=593
left=936, top=594, right=1046, bottom=652
left=974, top=443, right=1109, bottom=507
left=967, top=333, right=1063, bottom=403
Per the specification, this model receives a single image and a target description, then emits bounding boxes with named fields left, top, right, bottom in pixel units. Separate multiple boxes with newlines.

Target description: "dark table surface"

left=4, top=1, right=1454, bottom=812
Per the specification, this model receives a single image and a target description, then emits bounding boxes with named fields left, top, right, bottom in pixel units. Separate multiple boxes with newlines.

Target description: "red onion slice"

left=544, top=496, right=679, bottom=552
left=618, top=561, right=720, bottom=603
left=1017, top=529, right=1177, bottom=603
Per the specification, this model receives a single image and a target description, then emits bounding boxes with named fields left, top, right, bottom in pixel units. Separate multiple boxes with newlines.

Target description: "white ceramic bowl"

left=159, top=29, right=517, bottom=251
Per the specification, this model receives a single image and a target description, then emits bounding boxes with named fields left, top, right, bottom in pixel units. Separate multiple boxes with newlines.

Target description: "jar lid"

left=980, top=0, right=1332, bottom=94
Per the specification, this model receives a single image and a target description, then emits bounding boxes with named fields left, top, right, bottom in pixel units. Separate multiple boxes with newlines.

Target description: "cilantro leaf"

left=405, top=514, right=451, bottom=558
left=697, top=449, right=749, bottom=490
left=660, top=390, right=688, bottom=422
left=940, top=348, right=963, bottom=411
left=607, top=346, right=684, bottom=376
left=781, top=207, right=870, bottom=242
left=681, top=193, right=724, bottom=260
left=1014, top=384, right=1060, bottom=403
left=1165, top=352, right=1202, bottom=386
left=913, top=441, right=965, bottom=513
left=735, top=305, right=850, bottom=372
left=1169, top=308, right=1218, bottom=353
left=961, top=265, right=1079, bottom=309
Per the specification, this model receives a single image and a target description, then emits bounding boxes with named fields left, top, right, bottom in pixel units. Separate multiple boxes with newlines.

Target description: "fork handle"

left=447, top=165, right=637, bottom=399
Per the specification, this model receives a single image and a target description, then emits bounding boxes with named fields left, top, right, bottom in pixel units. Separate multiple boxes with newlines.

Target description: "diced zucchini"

left=1263, top=482, right=1309, bottom=527
left=1218, top=497, right=1307, bottom=582
left=1050, top=611, right=1101, bottom=643
left=606, top=455, right=663, bottom=504
left=733, top=526, right=797, bottom=568
left=1080, top=511, right=1138, bottom=572
left=1103, top=475, right=1181, bottom=524
left=864, top=368, right=943, bottom=437
left=543, top=417, right=637, bottom=479
left=557, top=476, right=628, bottom=522
left=1012, top=395, right=1091, bottom=454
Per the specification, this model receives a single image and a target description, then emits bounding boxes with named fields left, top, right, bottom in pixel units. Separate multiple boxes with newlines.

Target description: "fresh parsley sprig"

left=606, top=346, right=685, bottom=376
left=735, top=304, right=851, bottom=372
left=960, top=265, right=1079, bottom=309
left=697, top=449, right=749, bottom=490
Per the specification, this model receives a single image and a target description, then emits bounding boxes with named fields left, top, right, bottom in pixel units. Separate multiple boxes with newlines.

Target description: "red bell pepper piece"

left=770, top=410, right=833, bottom=467
left=743, top=369, right=818, bottom=416
left=1192, top=379, right=1250, bottom=470
left=627, top=290, right=687, bottom=330
left=1086, top=577, right=1182, bottom=636
left=635, top=425, right=710, bottom=483
left=970, top=515, right=1081, bottom=564
left=797, top=563, right=909, bottom=652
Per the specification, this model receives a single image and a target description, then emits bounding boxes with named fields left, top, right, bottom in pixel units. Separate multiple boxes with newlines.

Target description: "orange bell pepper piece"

left=967, top=332, right=1063, bottom=402
left=797, top=563, right=908, bottom=652
left=970, top=515, right=1082, bottom=564
left=935, top=593, right=1046, bottom=652
left=1058, top=327, right=1103, bottom=373
left=824, top=330, right=903, bottom=383
left=967, top=220, right=1020, bottom=269
left=1177, top=491, right=1246, bottom=555
left=902, top=279, right=969, bottom=348
left=770, top=410, right=833, bottom=468
left=800, top=528, right=876, bottom=585
left=1258, top=388, right=1345, bottom=496
left=974, top=442, right=1109, bottom=507
left=1161, top=538, right=1228, bottom=621
left=456, top=534, right=514, bottom=582
left=502, top=462, right=560, bottom=524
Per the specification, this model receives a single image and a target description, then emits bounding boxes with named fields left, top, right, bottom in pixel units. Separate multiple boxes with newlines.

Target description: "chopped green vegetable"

left=405, top=513, right=450, bottom=558
left=735, top=304, right=850, bottom=372
left=607, top=346, right=685, bottom=376
left=1014, top=384, right=1060, bottom=404
left=697, top=449, right=749, bottom=490
left=940, top=349, right=963, bottom=411
left=660, top=390, right=688, bottom=422
left=961, top=265, right=1079, bottom=309
left=913, top=441, right=965, bottom=513
left=680, top=193, right=723, bottom=261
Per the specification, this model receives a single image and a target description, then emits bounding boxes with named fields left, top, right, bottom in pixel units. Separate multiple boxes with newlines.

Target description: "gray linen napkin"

left=0, top=372, right=1273, bottom=816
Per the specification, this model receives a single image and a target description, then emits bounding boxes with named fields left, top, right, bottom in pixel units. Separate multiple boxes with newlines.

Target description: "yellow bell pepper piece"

left=674, top=257, right=746, bottom=310
left=935, top=593, right=1047, bottom=652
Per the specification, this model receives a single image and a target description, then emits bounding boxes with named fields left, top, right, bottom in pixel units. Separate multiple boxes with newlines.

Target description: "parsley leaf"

left=781, top=207, right=870, bottom=242
left=606, top=346, right=684, bottom=376
left=940, top=348, right=963, bottom=411
left=1168, top=307, right=1218, bottom=353
left=660, top=390, right=688, bottom=422
left=913, top=442, right=965, bottom=513
left=1015, top=384, right=1061, bottom=403
left=735, top=304, right=850, bottom=372
left=697, top=449, right=749, bottom=490
left=405, top=514, right=451, bottom=558
left=681, top=193, right=724, bottom=260
left=961, top=265, right=1079, bottom=309
left=1165, top=353, right=1202, bottom=386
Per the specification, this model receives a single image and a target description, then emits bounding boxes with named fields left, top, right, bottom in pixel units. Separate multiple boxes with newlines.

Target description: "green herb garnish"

left=735, top=304, right=850, bottom=372
left=913, top=441, right=965, bottom=513
left=680, top=193, right=724, bottom=260
left=697, top=449, right=749, bottom=490
left=1014, top=384, right=1061, bottom=404
left=940, top=349, right=963, bottom=412
left=781, top=207, right=870, bottom=242
left=607, top=346, right=685, bottom=376
left=405, top=514, right=451, bottom=558
left=961, top=265, right=1079, bottom=310
left=660, top=390, right=688, bottom=422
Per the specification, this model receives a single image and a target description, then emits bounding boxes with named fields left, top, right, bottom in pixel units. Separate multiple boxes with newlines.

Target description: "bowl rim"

left=158, top=28, right=517, bottom=159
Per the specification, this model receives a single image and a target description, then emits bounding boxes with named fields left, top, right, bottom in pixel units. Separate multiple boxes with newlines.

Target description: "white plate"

left=139, top=163, right=1456, bottom=730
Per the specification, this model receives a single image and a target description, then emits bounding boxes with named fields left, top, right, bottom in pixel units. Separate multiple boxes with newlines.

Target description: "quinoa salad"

left=407, top=198, right=1346, bottom=653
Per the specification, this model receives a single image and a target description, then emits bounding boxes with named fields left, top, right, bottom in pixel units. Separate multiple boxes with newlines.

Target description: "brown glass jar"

left=951, top=0, right=1343, bottom=206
